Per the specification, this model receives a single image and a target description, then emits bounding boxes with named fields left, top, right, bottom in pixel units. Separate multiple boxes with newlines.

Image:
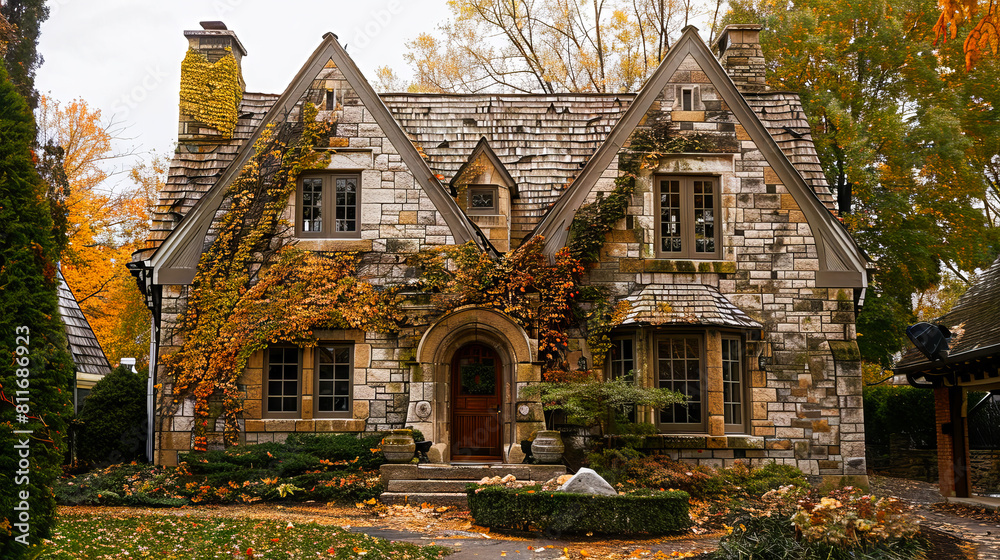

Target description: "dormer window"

left=467, top=186, right=498, bottom=215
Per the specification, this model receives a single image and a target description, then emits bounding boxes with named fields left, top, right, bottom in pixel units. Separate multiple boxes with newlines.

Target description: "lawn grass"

left=40, top=511, right=451, bottom=559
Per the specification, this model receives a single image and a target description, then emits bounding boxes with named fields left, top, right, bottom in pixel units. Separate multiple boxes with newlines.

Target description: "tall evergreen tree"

left=0, top=62, right=75, bottom=559
left=0, top=0, right=48, bottom=108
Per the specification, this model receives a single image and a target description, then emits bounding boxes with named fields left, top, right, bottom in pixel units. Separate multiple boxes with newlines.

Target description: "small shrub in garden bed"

left=710, top=485, right=927, bottom=560
left=56, top=433, right=390, bottom=506
left=466, top=484, right=691, bottom=535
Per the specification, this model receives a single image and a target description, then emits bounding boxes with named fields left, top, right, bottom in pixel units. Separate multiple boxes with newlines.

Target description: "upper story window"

left=298, top=173, right=360, bottom=238
left=682, top=88, right=694, bottom=111
left=467, top=186, right=498, bottom=215
left=656, top=176, right=720, bottom=259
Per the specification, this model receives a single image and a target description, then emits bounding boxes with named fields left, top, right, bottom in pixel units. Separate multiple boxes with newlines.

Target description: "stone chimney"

left=712, top=24, right=767, bottom=92
left=179, top=21, right=247, bottom=142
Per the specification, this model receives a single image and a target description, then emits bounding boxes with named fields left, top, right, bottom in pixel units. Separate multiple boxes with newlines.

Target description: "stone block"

left=557, top=468, right=617, bottom=496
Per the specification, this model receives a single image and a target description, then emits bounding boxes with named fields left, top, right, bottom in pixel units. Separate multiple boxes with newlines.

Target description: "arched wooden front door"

left=451, top=343, right=502, bottom=461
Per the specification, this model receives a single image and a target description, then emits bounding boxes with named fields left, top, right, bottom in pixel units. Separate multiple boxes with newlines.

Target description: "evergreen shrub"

left=77, top=365, right=148, bottom=466
left=466, top=485, right=691, bottom=535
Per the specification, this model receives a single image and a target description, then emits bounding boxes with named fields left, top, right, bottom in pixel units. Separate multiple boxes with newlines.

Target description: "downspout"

left=127, top=261, right=162, bottom=462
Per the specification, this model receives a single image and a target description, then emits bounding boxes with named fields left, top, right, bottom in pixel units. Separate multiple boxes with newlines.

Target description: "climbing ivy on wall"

left=413, top=237, right=583, bottom=376
left=161, top=105, right=403, bottom=451
left=179, top=47, right=243, bottom=138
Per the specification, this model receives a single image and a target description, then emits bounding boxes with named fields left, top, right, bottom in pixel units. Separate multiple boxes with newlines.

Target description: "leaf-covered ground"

left=41, top=508, right=451, bottom=559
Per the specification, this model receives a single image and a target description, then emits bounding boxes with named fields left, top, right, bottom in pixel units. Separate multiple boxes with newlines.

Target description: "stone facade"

left=140, top=23, right=868, bottom=483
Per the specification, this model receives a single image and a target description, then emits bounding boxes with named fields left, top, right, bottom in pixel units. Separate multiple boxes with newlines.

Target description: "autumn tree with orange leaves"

left=936, top=0, right=1000, bottom=68
left=36, top=96, right=161, bottom=369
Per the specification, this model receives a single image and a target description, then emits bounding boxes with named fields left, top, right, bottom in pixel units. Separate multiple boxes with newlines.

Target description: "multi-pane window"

left=298, top=174, right=360, bottom=237
left=656, top=336, right=704, bottom=430
left=316, top=345, right=352, bottom=417
left=302, top=178, right=323, bottom=233
left=608, top=337, right=636, bottom=422
left=722, top=338, right=744, bottom=431
left=656, top=176, right=720, bottom=259
left=467, top=186, right=498, bottom=215
left=265, top=347, right=300, bottom=417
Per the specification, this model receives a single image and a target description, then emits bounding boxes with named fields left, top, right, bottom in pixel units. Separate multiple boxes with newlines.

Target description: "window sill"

left=295, top=238, right=372, bottom=251
left=246, top=418, right=365, bottom=433
left=605, top=433, right=764, bottom=450
left=620, top=258, right=736, bottom=274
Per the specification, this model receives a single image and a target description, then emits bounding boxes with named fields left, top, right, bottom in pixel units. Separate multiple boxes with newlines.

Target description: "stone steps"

left=379, top=463, right=567, bottom=506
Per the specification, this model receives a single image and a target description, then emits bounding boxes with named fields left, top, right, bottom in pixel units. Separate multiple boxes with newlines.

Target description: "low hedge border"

left=466, top=485, right=691, bottom=535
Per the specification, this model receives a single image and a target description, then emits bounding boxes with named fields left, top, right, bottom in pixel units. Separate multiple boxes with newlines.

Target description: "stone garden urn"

left=381, top=429, right=416, bottom=463
left=530, top=430, right=565, bottom=464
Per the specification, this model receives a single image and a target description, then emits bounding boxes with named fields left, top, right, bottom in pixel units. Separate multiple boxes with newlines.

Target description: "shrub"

left=56, top=433, right=390, bottom=507
left=78, top=365, right=148, bottom=466
left=863, top=384, right=935, bottom=448
left=710, top=485, right=927, bottom=560
left=466, top=484, right=691, bottom=535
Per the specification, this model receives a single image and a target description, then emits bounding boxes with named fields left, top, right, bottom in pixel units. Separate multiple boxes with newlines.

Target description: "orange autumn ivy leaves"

left=162, top=105, right=402, bottom=449
left=412, top=237, right=585, bottom=376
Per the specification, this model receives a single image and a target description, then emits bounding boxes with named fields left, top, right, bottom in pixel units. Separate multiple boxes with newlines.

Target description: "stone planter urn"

left=531, top=430, right=564, bottom=464
left=381, top=429, right=416, bottom=463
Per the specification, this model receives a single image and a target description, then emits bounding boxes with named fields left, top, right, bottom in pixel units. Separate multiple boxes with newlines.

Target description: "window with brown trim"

left=314, top=345, right=353, bottom=418
left=608, top=336, right=637, bottom=423
left=264, top=347, right=301, bottom=419
left=722, top=337, right=746, bottom=433
left=467, top=185, right=499, bottom=215
left=656, top=176, right=720, bottom=259
left=297, top=173, right=360, bottom=238
left=656, top=335, right=705, bottom=432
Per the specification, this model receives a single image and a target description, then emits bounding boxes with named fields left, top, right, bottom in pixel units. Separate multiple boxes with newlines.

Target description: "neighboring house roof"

left=896, top=253, right=1000, bottom=384
left=622, top=284, right=763, bottom=329
left=57, top=269, right=112, bottom=379
left=139, top=26, right=864, bottom=290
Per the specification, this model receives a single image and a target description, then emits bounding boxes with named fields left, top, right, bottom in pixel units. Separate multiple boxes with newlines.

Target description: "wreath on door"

left=460, top=363, right=496, bottom=395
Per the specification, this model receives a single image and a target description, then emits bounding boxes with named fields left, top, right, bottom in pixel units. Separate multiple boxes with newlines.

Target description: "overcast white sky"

left=35, top=0, right=451, bottom=171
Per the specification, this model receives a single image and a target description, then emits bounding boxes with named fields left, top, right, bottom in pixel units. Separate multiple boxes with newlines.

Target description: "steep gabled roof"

left=144, top=33, right=481, bottom=285
left=532, top=26, right=866, bottom=289
left=57, top=269, right=111, bottom=378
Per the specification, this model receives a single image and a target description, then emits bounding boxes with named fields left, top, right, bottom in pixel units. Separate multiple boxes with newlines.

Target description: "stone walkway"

left=872, top=476, right=1000, bottom=560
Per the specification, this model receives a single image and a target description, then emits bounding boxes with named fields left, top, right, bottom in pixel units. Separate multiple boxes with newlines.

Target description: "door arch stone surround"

left=410, top=306, right=543, bottom=463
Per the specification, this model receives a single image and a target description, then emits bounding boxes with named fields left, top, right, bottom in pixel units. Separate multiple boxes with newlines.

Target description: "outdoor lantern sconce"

left=757, top=355, right=772, bottom=371
left=578, top=356, right=588, bottom=371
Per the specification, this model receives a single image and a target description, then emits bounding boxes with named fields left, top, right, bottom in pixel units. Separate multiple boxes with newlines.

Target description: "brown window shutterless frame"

left=297, top=173, right=361, bottom=238
left=656, top=176, right=721, bottom=259
left=721, top=336, right=747, bottom=433
left=263, top=347, right=302, bottom=419
left=467, top=185, right=499, bottom=215
left=656, top=334, right=706, bottom=433
left=313, top=344, right=353, bottom=418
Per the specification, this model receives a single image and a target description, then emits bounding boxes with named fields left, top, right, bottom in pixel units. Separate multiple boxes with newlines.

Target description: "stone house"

left=130, top=21, right=869, bottom=485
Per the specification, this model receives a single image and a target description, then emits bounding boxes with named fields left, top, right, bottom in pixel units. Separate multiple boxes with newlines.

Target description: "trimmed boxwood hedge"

left=466, top=485, right=691, bottom=535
